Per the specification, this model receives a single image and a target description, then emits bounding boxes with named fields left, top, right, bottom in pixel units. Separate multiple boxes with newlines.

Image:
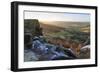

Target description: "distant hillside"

left=40, top=22, right=65, bottom=33
left=40, top=21, right=90, bottom=29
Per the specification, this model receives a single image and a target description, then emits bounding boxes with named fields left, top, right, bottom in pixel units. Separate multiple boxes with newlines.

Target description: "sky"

left=24, top=11, right=90, bottom=22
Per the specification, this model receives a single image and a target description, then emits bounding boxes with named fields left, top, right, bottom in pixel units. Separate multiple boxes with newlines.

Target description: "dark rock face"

left=24, top=19, right=43, bottom=37
left=24, top=30, right=32, bottom=49
left=24, top=19, right=43, bottom=49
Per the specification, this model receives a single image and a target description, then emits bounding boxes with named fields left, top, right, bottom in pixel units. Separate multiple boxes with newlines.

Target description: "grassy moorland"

left=40, top=21, right=90, bottom=57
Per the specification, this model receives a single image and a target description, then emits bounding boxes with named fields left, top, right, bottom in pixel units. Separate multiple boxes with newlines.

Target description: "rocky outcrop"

left=24, top=19, right=43, bottom=37
left=24, top=36, right=77, bottom=61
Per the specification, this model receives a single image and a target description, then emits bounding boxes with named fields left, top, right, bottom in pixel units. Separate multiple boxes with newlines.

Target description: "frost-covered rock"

left=80, top=45, right=90, bottom=53
left=79, top=45, right=90, bottom=59
left=24, top=36, right=77, bottom=61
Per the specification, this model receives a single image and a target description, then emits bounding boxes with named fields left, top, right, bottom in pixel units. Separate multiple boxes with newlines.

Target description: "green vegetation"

left=44, top=26, right=90, bottom=44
